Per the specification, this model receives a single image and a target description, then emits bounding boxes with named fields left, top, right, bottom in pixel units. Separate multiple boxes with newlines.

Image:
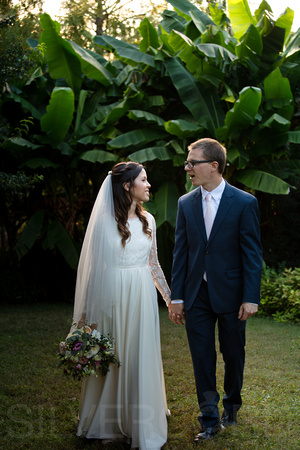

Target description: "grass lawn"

left=0, top=302, right=299, bottom=449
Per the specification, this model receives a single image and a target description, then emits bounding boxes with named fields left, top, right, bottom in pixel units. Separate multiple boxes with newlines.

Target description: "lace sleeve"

left=148, top=213, right=171, bottom=306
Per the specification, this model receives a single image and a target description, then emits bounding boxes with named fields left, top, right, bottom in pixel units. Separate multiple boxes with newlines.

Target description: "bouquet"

left=58, top=325, right=120, bottom=381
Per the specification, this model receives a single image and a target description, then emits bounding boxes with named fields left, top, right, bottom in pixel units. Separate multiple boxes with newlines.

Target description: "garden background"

left=0, top=0, right=299, bottom=448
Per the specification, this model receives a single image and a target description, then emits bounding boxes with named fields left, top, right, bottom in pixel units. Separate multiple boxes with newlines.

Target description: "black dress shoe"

left=194, top=427, right=219, bottom=442
left=220, top=411, right=237, bottom=429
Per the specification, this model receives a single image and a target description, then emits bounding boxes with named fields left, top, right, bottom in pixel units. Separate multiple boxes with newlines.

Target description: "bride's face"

left=130, top=169, right=151, bottom=203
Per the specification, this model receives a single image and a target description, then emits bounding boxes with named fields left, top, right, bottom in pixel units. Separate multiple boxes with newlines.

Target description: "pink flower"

left=79, top=356, right=88, bottom=365
left=95, top=361, right=101, bottom=367
left=76, top=364, right=82, bottom=370
left=74, top=342, right=83, bottom=351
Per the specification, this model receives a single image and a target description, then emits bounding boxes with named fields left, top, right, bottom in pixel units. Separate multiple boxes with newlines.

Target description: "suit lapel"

left=209, top=182, right=234, bottom=242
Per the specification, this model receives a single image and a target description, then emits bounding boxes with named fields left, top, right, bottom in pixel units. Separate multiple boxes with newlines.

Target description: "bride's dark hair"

left=111, top=161, right=151, bottom=246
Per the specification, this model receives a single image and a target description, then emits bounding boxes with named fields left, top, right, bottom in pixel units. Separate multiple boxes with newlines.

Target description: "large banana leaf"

left=139, top=18, right=160, bottom=52
left=95, top=87, right=144, bottom=132
left=227, top=144, right=250, bottom=169
left=57, top=142, right=73, bottom=156
left=9, top=93, right=42, bottom=119
left=283, top=27, right=300, bottom=58
left=263, top=160, right=300, bottom=179
left=264, top=68, right=293, bottom=120
left=68, top=41, right=113, bottom=86
left=170, top=140, right=185, bottom=155
left=167, top=29, right=193, bottom=53
left=21, top=158, right=59, bottom=169
left=160, top=10, right=187, bottom=34
left=195, top=42, right=236, bottom=63
left=164, top=58, right=223, bottom=133
left=167, top=0, right=215, bottom=28
left=227, top=0, right=256, bottom=40
left=250, top=129, right=290, bottom=156
left=15, top=211, right=44, bottom=260
left=153, top=181, right=180, bottom=228
left=128, top=147, right=173, bottom=163
left=236, top=24, right=262, bottom=62
left=169, top=29, right=237, bottom=68
left=108, top=129, right=168, bottom=149
left=144, top=96, right=165, bottom=108
left=94, top=35, right=155, bottom=68
left=75, top=90, right=88, bottom=134
left=165, top=119, right=203, bottom=138
left=128, top=110, right=165, bottom=127
left=40, top=87, right=75, bottom=143
left=94, top=104, right=127, bottom=133
left=3, top=137, right=41, bottom=151
left=80, top=150, right=118, bottom=163
left=46, top=219, right=79, bottom=270
left=189, top=10, right=212, bottom=34
left=217, top=86, right=261, bottom=140
left=235, top=169, right=291, bottom=194
left=40, top=14, right=82, bottom=92
left=200, top=26, right=236, bottom=52
left=275, top=7, right=294, bottom=44
left=260, top=26, right=285, bottom=72
left=114, top=65, right=134, bottom=87
left=177, top=46, right=228, bottom=91
left=260, top=114, right=290, bottom=132
left=288, top=131, right=300, bottom=144
left=84, top=47, right=109, bottom=65
left=77, top=135, right=106, bottom=145
left=79, top=102, right=118, bottom=136
left=208, top=2, right=229, bottom=28
left=264, top=67, right=293, bottom=100
left=99, top=126, right=118, bottom=141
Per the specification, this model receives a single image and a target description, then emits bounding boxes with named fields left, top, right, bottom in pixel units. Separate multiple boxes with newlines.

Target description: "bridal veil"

left=72, top=174, right=119, bottom=330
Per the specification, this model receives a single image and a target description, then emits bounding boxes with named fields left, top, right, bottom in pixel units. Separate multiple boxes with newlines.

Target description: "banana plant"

left=2, top=1, right=300, bottom=273
left=162, top=0, right=300, bottom=194
left=93, top=0, right=300, bottom=196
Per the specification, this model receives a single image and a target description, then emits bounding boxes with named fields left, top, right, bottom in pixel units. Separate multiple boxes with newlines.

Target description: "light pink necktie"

left=204, top=193, right=214, bottom=239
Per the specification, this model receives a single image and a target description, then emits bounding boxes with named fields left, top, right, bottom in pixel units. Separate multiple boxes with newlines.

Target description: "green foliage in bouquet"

left=58, top=325, right=120, bottom=381
left=259, top=266, right=300, bottom=323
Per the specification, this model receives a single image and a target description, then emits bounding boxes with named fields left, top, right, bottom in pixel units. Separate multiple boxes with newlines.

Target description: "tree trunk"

left=95, top=0, right=104, bottom=35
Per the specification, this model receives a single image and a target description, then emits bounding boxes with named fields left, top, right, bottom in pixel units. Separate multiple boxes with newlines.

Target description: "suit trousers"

left=185, top=279, right=246, bottom=429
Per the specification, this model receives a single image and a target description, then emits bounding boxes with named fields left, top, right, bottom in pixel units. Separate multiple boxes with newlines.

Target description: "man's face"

left=185, top=148, right=213, bottom=188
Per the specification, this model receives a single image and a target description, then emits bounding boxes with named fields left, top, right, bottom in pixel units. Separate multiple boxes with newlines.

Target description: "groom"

left=170, top=138, right=262, bottom=442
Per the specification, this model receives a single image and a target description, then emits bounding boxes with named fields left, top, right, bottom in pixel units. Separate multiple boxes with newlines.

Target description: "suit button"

left=205, top=251, right=209, bottom=255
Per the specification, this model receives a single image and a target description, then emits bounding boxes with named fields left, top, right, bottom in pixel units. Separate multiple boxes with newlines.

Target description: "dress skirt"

left=76, top=264, right=168, bottom=450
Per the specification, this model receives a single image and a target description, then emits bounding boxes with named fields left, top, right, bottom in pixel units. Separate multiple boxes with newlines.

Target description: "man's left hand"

left=238, top=302, right=258, bottom=321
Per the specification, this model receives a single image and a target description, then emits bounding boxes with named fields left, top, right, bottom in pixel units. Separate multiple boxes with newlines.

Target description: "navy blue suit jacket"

left=171, top=181, right=263, bottom=313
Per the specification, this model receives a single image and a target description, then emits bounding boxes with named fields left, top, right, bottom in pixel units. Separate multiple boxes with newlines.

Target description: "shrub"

left=259, top=265, right=300, bottom=323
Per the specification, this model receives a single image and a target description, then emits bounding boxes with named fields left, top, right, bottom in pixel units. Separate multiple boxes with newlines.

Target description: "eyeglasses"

left=184, top=160, right=215, bottom=169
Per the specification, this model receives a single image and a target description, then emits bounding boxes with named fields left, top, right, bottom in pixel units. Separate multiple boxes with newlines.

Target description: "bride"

left=72, top=161, right=171, bottom=449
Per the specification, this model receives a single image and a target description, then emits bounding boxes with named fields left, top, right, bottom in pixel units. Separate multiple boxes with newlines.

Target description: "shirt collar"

left=201, top=178, right=225, bottom=202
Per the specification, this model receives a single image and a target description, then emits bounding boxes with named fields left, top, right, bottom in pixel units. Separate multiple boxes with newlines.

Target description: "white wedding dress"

left=76, top=212, right=171, bottom=450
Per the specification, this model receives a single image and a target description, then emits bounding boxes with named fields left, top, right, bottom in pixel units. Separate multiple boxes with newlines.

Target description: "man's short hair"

left=188, top=138, right=227, bottom=174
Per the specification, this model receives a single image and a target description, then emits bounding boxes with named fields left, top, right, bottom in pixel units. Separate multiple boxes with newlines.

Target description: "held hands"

left=168, top=303, right=185, bottom=325
left=238, top=302, right=258, bottom=321
left=168, top=301, right=257, bottom=323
